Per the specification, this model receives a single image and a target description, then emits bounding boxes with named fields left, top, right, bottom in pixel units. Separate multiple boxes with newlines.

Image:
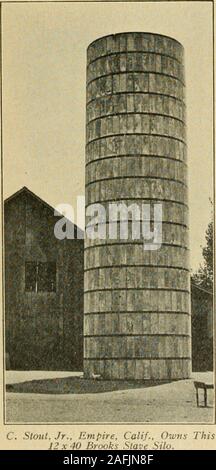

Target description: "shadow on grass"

left=6, top=376, right=175, bottom=395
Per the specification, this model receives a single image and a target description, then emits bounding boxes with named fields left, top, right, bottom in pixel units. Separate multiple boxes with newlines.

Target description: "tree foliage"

left=191, top=214, right=213, bottom=371
left=191, top=218, right=213, bottom=291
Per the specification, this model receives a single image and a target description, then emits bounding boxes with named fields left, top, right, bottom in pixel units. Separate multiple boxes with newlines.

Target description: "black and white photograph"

left=1, top=0, right=214, bottom=432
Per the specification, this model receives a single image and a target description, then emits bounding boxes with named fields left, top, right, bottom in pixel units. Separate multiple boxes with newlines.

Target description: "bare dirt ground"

left=6, top=371, right=214, bottom=423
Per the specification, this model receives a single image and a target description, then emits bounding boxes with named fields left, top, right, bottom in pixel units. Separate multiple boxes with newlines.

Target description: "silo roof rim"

left=87, top=32, right=184, bottom=51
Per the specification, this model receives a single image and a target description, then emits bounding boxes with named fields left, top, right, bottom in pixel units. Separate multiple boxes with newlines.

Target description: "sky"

left=2, top=1, right=213, bottom=272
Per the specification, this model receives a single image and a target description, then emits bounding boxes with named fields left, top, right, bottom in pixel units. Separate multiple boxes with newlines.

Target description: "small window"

left=38, top=262, right=56, bottom=292
left=25, top=262, right=37, bottom=292
left=25, top=262, right=56, bottom=292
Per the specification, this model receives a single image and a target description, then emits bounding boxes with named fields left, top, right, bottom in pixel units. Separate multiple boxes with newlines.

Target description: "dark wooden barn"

left=4, top=187, right=84, bottom=371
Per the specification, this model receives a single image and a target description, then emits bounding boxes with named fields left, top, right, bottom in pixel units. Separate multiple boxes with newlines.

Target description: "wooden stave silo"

left=84, top=32, right=191, bottom=380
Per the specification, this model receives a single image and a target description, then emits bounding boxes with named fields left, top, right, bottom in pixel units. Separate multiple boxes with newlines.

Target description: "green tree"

left=191, top=218, right=213, bottom=291
left=191, top=213, right=213, bottom=371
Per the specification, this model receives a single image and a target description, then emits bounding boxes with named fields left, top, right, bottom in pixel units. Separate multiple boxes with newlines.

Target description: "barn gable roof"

left=4, top=186, right=84, bottom=237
